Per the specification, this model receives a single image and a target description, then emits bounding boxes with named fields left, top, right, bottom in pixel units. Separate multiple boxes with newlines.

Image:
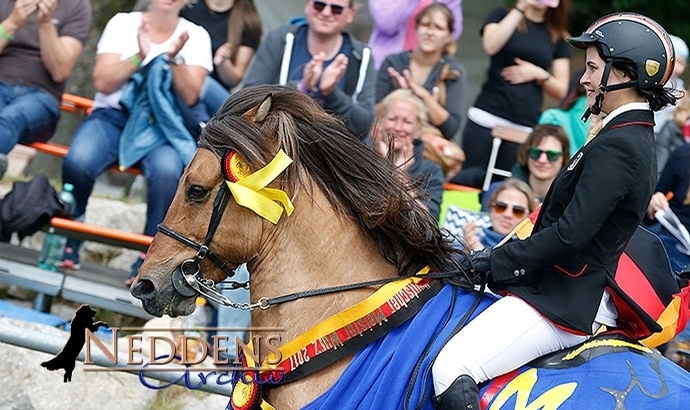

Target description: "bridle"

left=156, top=178, right=475, bottom=312
left=157, top=182, right=264, bottom=310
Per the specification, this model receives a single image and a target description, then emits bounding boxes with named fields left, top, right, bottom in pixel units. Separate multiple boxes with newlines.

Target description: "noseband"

left=157, top=183, right=261, bottom=310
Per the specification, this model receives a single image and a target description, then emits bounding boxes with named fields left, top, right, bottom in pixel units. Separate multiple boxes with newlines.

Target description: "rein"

left=157, top=182, right=473, bottom=310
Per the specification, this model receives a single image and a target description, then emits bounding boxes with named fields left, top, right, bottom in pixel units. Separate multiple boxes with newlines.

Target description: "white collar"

left=601, top=102, right=651, bottom=128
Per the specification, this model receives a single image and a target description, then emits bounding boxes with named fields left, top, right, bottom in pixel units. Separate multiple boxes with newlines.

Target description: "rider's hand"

left=456, top=246, right=492, bottom=288
left=468, top=246, right=492, bottom=274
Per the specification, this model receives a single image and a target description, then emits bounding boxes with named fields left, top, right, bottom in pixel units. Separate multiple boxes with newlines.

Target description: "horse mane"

left=198, top=85, right=461, bottom=276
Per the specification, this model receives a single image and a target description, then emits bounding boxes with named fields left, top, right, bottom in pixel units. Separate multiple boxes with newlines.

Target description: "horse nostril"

left=130, top=278, right=156, bottom=301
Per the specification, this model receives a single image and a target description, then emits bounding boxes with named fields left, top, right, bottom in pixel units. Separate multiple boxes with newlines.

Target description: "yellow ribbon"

left=225, top=149, right=295, bottom=224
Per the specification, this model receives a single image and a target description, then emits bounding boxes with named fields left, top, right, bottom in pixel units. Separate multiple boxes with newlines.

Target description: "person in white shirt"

left=60, top=0, right=213, bottom=286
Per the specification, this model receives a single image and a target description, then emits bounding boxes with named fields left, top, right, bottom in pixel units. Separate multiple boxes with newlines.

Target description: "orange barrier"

left=50, top=217, right=152, bottom=252
left=27, top=141, right=69, bottom=158
left=59, top=92, right=94, bottom=115
left=27, top=141, right=141, bottom=175
left=443, top=182, right=481, bottom=193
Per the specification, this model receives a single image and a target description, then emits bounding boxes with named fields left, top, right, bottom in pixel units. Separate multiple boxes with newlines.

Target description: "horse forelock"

left=201, top=85, right=460, bottom=275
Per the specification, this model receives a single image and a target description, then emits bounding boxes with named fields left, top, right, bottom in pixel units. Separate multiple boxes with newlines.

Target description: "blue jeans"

left=173, top=77, right=229, bottom=138
left=62, top=107, right=185, bottom=237
left=201, top=76, right=230, bottom=116
left=0, top=82, right=60, bottom=153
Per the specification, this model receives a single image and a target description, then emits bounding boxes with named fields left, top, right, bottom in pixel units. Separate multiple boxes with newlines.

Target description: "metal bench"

left=60, top=276, right=151, bottom=319
left=0, top=258, right=64, bottom=311
left=0, top=243, right=150, bottom=318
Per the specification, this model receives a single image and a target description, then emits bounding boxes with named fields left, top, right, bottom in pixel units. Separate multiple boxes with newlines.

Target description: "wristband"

left=297, top=82, right=310, bottom=94
left=515, top=7, right=525, bottom=15
left=130, top=54, right=143, bottom=67
left=0, top=23, right=14, bottom=41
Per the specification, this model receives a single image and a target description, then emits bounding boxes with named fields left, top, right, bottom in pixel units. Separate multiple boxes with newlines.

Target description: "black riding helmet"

left=568, top=12, right=676, bottom=121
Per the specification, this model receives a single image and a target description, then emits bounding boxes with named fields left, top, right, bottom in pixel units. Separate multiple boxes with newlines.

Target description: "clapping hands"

left=302, top=52, right=349, bottom=96
left=387, top=68, right=433, bottom=100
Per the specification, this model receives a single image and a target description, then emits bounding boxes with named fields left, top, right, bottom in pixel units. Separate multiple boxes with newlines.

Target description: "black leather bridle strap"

left=157, top=183, right=236, bottom=278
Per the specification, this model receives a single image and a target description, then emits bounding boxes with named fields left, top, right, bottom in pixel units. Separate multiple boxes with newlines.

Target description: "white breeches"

left=432, top=295, right=591, bottom=395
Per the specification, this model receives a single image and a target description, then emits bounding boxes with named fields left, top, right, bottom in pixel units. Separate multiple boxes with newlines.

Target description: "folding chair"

left=482, top=125, right=531, bottom=191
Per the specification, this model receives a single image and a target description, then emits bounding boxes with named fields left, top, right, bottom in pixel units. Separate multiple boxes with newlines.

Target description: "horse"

left=131, top=85, right=690, bottom=409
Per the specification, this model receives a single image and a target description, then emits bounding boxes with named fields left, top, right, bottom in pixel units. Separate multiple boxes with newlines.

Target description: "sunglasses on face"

left=311, top=0, right=348, bottom=15
left=491, top=201, right=527, bottom=218
left=527, top=147, right=563, bottom=162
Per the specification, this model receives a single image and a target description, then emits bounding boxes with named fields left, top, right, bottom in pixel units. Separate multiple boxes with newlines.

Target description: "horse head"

left=130, top=85, right=456, bottom=322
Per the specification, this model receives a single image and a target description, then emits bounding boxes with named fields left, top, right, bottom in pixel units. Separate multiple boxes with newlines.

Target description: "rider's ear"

left=242, top=94, right=272, bottom=123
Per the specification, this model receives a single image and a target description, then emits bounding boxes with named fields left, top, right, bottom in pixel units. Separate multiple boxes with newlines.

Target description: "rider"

left=432, top=12, right=681, bottom=409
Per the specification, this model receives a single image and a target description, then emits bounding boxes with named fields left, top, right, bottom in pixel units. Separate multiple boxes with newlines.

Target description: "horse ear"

left=255, top=95, right=272, bottom=123
left=242, top=94, right=272, bottom=123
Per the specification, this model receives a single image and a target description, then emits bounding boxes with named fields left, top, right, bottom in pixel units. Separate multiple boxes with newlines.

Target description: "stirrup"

left=433, top=374, right=480, bottom=409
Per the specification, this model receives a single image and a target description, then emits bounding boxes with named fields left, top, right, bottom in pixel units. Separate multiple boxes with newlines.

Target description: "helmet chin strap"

left=581, top=60, right=637, bottom=122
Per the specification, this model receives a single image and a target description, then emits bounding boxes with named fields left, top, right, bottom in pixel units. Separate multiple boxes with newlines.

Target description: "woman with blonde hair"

left=373, top=89, right=445, bottom=220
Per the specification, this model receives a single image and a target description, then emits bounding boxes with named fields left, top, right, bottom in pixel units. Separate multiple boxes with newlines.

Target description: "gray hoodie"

left=243, top=21, right=375, bottom=140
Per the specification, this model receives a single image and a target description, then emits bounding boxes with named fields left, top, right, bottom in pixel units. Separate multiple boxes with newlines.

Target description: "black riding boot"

left=433, top=374, right=480, bottom=410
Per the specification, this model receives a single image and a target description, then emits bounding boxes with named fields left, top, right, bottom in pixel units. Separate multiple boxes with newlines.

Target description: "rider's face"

left=580, top=47, right=605, bottom=110
left=580, top=46, right=632, bottom=115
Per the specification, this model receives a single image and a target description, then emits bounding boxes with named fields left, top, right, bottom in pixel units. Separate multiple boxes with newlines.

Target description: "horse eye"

left=187, top=185, right=210, bottom=202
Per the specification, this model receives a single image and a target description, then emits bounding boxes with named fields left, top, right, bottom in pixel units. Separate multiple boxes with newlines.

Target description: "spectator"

left=372, top=89, right=444, bottom=220
left=451, top=0, right=571, bottom=189
left=180, top=0, right=261, bottom=113
left=508, top=124, right=569, bottom=201
left=376, top=2, right=467, bottom=141
left=480, top=124, right=569, bottom=210
left=654, top=34, right=688, bottom=134
left=464, top=178, right=537, bottom=252
left=242, top=0, right=375, bottom=140
left=368, top=0, right=462, bottom=70
left=0, top=0, right=91, bottom=176
left=655, top=99, right=690, bottom=176
left=60, top=0, right=213, bottom=287
left=645, top=144, right=690, bottom=274
left=538, top=68, right=587, bottom=156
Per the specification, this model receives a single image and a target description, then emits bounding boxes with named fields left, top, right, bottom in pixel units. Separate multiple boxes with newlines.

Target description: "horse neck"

left=248, top=188, right=399, bottom=340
